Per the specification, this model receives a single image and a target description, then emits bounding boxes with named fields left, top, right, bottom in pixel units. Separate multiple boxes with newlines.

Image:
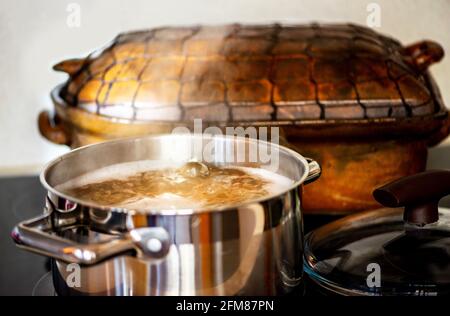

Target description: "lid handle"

left=401, top=41, right=444, bottom=72
left=53, top=58, right=85, bottom=76
left=373, top=170, right=450, bottom=225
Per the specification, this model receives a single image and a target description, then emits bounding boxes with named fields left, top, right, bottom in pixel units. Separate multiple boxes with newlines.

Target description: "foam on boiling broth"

left=56, top=161, right=294, bottom=210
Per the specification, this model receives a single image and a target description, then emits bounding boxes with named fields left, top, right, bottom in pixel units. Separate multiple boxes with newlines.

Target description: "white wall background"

left=1, top=0, right=449, bottom=175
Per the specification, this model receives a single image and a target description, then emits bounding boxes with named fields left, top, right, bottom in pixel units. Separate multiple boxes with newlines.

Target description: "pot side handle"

left=11, top=213, right=170, bottom=265
left=304, top=158, right=321, bottom=184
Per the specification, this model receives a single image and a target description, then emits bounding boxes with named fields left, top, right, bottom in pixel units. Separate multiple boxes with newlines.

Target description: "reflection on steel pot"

left=12, top=134, right=320, bottom=296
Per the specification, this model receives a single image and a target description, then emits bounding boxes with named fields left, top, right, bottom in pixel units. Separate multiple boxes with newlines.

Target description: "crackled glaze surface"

left=56, top=24, right=444, bottom=122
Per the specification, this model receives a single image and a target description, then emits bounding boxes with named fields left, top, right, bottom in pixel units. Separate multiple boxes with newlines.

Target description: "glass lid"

left=304, top=170, right=450, bottom=296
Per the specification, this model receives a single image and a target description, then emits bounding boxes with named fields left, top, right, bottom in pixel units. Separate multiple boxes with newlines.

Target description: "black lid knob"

left=373, top=170, right=450, bottom=225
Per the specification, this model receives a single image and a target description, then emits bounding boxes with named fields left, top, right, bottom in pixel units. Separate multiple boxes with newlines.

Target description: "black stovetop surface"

left=0, top=176, right=49, bottom=295
left=0, top=175, right=375, bottom=296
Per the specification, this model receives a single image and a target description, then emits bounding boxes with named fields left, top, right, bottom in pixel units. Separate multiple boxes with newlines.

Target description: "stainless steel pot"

left=12, top=134, right=320, bottom=296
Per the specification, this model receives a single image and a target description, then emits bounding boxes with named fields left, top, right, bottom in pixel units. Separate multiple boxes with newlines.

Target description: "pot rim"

left=39, top=133, right=313, bottom=215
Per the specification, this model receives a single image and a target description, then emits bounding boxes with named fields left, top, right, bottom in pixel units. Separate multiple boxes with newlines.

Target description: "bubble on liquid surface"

left=178, top=161, right=210, bottom=178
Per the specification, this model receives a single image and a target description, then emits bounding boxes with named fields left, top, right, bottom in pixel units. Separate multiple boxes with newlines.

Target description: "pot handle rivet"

left=130, top=227, right=171, bottom=259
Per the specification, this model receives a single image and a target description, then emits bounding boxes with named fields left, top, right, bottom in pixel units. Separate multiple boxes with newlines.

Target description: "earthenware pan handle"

left=402, top=40, right=444, bottom=72
left=38, top=110, right=70, bottom=146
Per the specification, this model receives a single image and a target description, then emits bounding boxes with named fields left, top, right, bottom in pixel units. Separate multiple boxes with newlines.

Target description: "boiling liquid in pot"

left=56, top=161, right=293, bottom=210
